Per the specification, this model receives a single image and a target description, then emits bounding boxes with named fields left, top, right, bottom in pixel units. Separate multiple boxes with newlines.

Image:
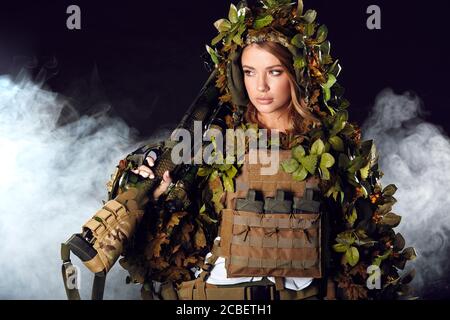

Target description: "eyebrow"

left=242, top=64, right=283, bottom=70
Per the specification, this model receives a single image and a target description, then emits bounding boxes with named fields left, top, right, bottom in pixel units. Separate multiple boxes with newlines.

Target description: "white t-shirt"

left=196, top=237, right=313, bottom=291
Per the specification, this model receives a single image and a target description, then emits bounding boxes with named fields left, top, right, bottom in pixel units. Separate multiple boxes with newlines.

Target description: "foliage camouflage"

left=120, top=0, right=416, bottom=300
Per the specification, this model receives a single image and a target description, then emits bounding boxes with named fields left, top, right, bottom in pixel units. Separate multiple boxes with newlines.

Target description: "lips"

left=256, top=98, right=274, bottom=104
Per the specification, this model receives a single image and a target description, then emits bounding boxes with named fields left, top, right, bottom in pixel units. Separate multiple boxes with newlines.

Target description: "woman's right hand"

left=131, top=156, right=173, bottom=200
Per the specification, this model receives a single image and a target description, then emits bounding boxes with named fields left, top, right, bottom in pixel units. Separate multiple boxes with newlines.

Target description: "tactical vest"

left=217, top=149, right=323, bottom=279
left=174, top=149, right=326, bottom=300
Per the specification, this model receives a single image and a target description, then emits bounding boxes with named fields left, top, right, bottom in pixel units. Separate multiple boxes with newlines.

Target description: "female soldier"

left=131, top=38, right=328, bottom=300
left=67, top=0, right=415, bottom=301
left=121, top=0, right=415, bottom=300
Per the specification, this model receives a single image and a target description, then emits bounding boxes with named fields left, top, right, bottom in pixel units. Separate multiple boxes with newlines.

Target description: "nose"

left=257, top=74, right=269, bottom=92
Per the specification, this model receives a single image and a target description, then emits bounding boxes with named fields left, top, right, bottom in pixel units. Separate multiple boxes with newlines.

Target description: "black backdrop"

left=0, top=0, right=449, bottom=299
left=0, top=0, right=449, bottom=137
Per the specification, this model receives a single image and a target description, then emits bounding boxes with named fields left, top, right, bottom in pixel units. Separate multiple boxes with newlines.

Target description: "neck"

left=257, top=106, right=292, bottom=133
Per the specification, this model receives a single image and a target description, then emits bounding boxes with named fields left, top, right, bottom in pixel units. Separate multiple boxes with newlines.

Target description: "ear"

left=226, top=47, right=250, bottom=107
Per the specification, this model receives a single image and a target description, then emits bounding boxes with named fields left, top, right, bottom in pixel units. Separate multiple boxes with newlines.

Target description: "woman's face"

left=241, top=43, right=292, bottom=116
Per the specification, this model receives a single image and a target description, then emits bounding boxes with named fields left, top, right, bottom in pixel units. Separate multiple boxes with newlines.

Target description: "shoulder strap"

left=61, top=240, right=107, bottom=300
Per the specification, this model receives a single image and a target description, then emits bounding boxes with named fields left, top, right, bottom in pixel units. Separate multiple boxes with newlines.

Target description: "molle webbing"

left=219, top=149, right=322, bottom=278
left=226, top=149, right=320, bottom=209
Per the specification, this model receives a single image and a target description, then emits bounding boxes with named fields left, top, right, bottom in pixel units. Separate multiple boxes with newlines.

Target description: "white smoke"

left=1, top=74, right=447, bottom=299
left=362, top=88, right=450, bottom=297
left=0, top=74, right=170, bottom=299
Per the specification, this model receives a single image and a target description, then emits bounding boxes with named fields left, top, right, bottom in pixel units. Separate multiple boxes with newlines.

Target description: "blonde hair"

left=243, top=41, right=320, bottom=135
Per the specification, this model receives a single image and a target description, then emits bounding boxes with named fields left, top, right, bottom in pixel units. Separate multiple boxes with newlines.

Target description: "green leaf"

left=205, top=45, right=219, bottom=65
left=320, top=40, right=331, bottom=55
left=294, top=56, right=306, bottom=69
left=322, top=73, right=337, bottom=89
left=402, top=247, right=417, bottom=261
left=329, top=136, right=344, bottom=152
left=254, top=15, right=274, bottom=29
left=360, top=139, right=373, bottom=157
left=359, top=161, right=370, bottom=180
left=226, top=165, right=238, bottom=179
left=292, top=145, right=306, bottom=161
left=346, top=207, right=358, bottom=226
left=211, top=32, right=226, bottom=46
left=292, top=165, right=308, bottom=181
left=311, top=138, right=325, bottom=155
left=237, top=7, right=247, bottom=22
left=381, top=212, right=402, bottom=228
left=338, top=153, right=350, bottom=169
left=382, top=184, right=398, bottom=197
left=218, top=164, right=231, bottom=171
left=237, top=23, right=246, bottom=37
left=232, top=33, right=243, bottom=45
left=209, top=169, right=219, bottom=182
left=394, top=233, right=406, bottom=251
left=320, top=153, right=335, bottom=168
left=378, top=202, right=393, bottom=215
left=281, top=158, right=300, bottom=174
left=199, top=208, right=218, bottom=224
left=197, top=166, right=212, bottom=177
left=320, top=166, right=330, bottom=180
left=330, top=117, right=347, bottom=136
left=228, top=4, right=239, bottom=24
left=336, top=232, right=355, bottom=246
left=300, top=155, right=318, bottom=174
left=222, top=174, right=234, bottom=192
left=339, top=99, right=350, bottom=109
left=225, top=33, right=233, bottom=46
left=373, top=249, right=392, bottom=266
left=328, top=59, right=342, bottom=78
left=297, top=0, right=304, bottom=17
left=303, top=9, right=317, bottom=24
left=213, top=18, right=232, bottom=32
left=359, top=184, right=369, bottom=198
left=305, top=23, right=315, bottom=37
left=348, top=156, right=365, bottom=173
left=333, top=243, right=348, bottom=253
left=316, top=24, right=328, bottom=43
left=321, top=54, right=333, bottom=65
left=211, top=187, right=224, bottom=213
left=290, top=34, right=305, bottom=49
left=323, top=87, right=331, bottom=102
left=346, top=246, right=360, bottom=267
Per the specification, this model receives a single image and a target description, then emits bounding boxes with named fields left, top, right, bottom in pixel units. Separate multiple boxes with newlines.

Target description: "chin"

left=254, top=103, right=285, bottom=114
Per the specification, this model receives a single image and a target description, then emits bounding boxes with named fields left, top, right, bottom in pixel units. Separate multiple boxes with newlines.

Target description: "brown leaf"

left=166, top=211, right=187, bottom=229
left=349, top=263, right=368, bottom=279
left=149, top=257, right=170, bottom=270
left=183, top=256, right=199, bottom=267
left=147, top=233, right=169, bottom=258
left=346, top=284, right=368, bottom=300
left=181, top=222, right=194, bottom=242
left=310, top=89, right=321, bottom=105
left=219, top=93, right=232, bottom=103
left=165, top=267, right=191, bottom=282
left=173, top=251, right=185, bottom=267
left=194, top=227, right=207, bottom=249
left=172, top=244, right=181, bottom=254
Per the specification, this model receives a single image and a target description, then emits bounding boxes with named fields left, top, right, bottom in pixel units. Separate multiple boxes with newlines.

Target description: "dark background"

left=0, top=0, right=449, bottom=136
left=0, top=0, right=449, bottom=299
